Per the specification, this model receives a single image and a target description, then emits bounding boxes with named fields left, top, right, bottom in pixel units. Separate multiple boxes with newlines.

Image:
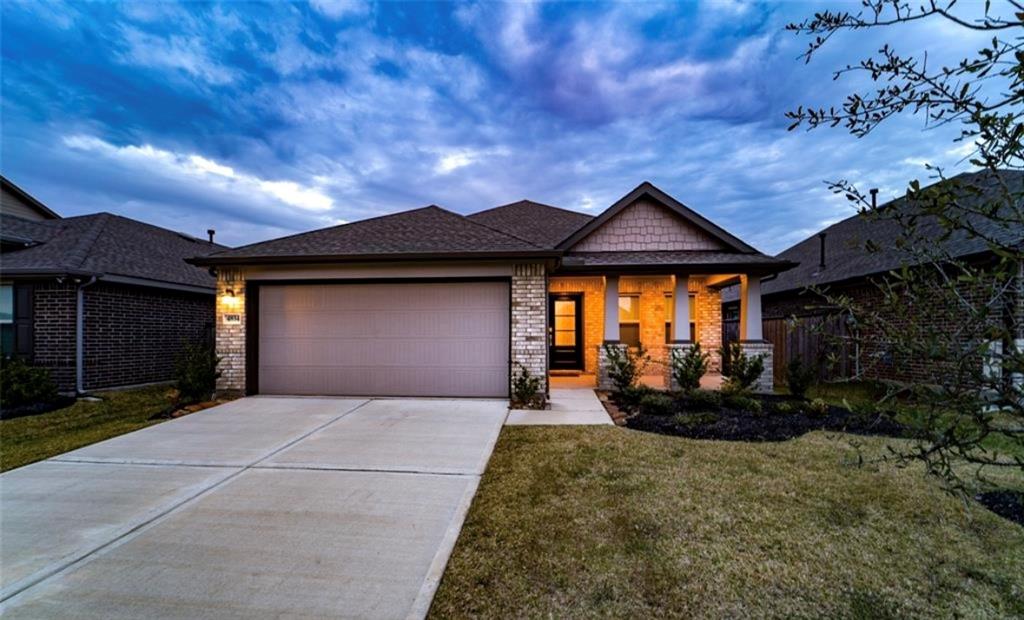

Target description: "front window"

left=618, top=294, right=640, bottom=348
left=664, top=293, right=697, bottom=343
left=0, top=284, right=13, bottom=357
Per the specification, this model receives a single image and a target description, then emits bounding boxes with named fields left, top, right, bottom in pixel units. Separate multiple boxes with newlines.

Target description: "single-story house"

left=722, top=169, right=1024, bottom=385
left=190, top=182, right=794, bottom=399
left=0, top=175, right=225, bottom=394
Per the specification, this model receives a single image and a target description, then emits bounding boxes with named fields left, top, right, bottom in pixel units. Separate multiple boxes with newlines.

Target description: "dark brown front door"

left=549, top=293, right=584, bottom=370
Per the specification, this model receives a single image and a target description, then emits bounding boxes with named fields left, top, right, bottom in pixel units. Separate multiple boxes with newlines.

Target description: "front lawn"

left=431, top=426, right=1024, bottom=618
left=0, top=385, right=172, bottom=472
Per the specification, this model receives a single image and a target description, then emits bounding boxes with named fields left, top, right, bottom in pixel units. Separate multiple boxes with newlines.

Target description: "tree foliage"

left=786, top=0, right=1024, bottom=490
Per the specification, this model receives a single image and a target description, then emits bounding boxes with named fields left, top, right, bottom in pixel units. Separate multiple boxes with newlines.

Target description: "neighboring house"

left=722, top=170, right=1024, bottom=385
left=0, top=177, right=226, bottom=394
left=0, top=176, right=61, bottom=221
left=190, top=182, right=793, bottom=399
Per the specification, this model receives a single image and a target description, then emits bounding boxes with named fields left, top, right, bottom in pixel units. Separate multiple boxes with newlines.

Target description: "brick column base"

left=739, top=341, right=774, bottom=393
left=664, top=343, right=695, bottom=391
left=597, top=342, right=629, bottom=391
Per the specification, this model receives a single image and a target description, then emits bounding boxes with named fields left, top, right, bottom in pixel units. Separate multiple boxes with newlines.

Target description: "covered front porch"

left=546, top=271, right=772, bottom=392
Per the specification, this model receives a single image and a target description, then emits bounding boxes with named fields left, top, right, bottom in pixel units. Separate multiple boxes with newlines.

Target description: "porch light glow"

left=221, top=288, right=241, bottom=309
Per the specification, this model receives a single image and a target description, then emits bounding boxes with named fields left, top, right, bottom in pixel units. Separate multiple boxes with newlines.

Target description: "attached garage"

left=254, top=280, right=510, bottom=397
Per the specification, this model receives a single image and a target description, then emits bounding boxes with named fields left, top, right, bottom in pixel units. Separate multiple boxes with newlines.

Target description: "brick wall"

left=215, top=269, right=247, bottom=394
left=573, top=200, right=726, bottom=252
left=511, top=263, right=548, bottom=393
left=32, top=281, right=77, bottom=392
left=549, top=276, right=604, bottom=374
left=82, top=282, right=213, bottom=390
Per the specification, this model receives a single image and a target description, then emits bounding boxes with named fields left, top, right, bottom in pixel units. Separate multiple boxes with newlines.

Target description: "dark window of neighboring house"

left=0, top=284, right=13, bottom=357
left=664, top=293, right=697, bottom=343
left=618, top=294, right=640, bottom=348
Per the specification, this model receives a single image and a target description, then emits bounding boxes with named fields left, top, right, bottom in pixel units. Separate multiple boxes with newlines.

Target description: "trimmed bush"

left=786, top=357, right=815, bottom=399
left=804, top=398, right=830, bottom=418
left=615, top=384, right=656, bottom=414
left=174, top=342, right=221, bottom=405
left=639, top=392, right=674, bottom=416
left=683, top=389, right=722, bottom=411
left=723, top=392, right=762, bottom=415
left=602, top=343, right=650, bottom=394
left=720, top=342, right=766, bottom=394
left=670, top=343, right=710, bottom=393
left=511, top=362, right=545, bottom=409
left=0, top=357, right=57, bottom=410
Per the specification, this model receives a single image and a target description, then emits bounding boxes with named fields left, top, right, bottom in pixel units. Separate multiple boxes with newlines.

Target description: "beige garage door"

left=258, top=281, right=509, bottom=397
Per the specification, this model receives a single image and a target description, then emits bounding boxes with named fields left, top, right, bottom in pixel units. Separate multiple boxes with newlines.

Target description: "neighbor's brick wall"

left=215, top=269, right=247, bottom=394
left=82, top=282, right=213, bottom=390
left=32, top=281, right=77, bottom=393
left=573, top=200, right=727, bottom=252
left=511, top=263, right=548, bottom=392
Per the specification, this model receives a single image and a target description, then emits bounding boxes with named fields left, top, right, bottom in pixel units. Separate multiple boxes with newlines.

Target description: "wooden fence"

left=723, top=314, right=856, bottom=384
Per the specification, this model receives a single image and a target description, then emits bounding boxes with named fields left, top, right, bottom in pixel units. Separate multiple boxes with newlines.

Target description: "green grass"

left=431, top=427, right=1024, bottom=619
left=0, top=386, right=172, bottom=472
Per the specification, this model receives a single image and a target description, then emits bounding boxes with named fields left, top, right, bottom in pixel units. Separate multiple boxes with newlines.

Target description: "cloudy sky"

left=0, top=1, right=993, bottom=252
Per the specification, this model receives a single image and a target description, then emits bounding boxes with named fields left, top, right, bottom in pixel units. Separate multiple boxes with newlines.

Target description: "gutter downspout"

left=75, top=276, right=98, bottom=395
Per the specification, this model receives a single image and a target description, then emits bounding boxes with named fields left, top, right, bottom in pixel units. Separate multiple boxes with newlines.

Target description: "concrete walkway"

left=506, top=388, right=614, bottom=425
left=0, top=396, right=508, bottom=619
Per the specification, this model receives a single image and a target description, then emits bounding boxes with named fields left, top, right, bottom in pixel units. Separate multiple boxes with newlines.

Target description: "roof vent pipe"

left=207, top=229, right=215, bottom=244
left=818, top=232, right=827, bottom=269
left=870, top=188, right=878, bottom=210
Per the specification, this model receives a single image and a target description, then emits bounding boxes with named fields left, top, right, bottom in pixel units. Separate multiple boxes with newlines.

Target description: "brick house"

left=722, top=170, right=1024, bottom=385
left=0, top=176, right=225, bottom=394
left=189, top=182, right=793, bottom=399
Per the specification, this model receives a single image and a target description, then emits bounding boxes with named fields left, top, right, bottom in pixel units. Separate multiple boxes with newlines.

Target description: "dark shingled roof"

left=467, top=200, right=594, bottom=248
left=195, top=205, right=549, bottom=264
left=0, top=212, right=224, bottom=289
left=723, top=169, right=1024, bottom=302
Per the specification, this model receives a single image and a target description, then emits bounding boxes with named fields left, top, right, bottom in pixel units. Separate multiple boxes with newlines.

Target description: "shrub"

left=0, top=357, right=57, bottom=410
left=174, top=342, right=221, bottom=405
left=615, top=384, right=656, bottom=414
left=639, top=392, right=674, bottom=416
left=786, top=357, right=815, bottom=399
left=670, top=343, right=710, bottom=393
left=683, top=388, right=722, bottom=411
left=602, top=342, right=649, bottom=394
left=720, top=342, right=766, bottom=394
left=804, top=398, right=830, bottom=418
left=723, top=392, right=762, bottom=415
left=674, top=411, right=718, bottom=427
left=511, top=362, right=544, bottom=409
left=772, top=401, right=799, bottom=416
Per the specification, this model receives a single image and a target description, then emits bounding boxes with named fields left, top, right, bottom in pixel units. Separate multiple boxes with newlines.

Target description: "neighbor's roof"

left=0, top=212, right=225, bottom=290
left=1, top=175, right=61, bottom=220
left=467, top=200, right=594, bottom=248
left=191, top=205, right=554, bottom=265
left=723, top=169, right=1024, bottom=302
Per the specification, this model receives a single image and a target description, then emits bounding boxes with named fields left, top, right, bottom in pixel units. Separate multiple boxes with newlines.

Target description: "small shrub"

left=804, top=398, right=830, bottom=418
left=0, top=357, right=57, bottom=410
left=670, top=343, right=710, bottom=393
left=683, top=388, right=722, bottom=411
left=174, top=342, right=221, bottom=405
left=786, top=357, right=815, bottom=399
left=602, top=343, right=650, bottom=394
left=639, top=392, right=674, bottom=416
left=723, top=392, right=762, bottom=415
left=511, top=362, right=544, bottom=408
left=719, top=342, right=766, bottom=394
left=674, top=411, right=718, bottom=427
left=772, top=401, right=799, bottom=416
left=615, top=384, right=656, bottom=414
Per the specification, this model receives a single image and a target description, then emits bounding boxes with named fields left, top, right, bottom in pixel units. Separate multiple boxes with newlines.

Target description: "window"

left=0, top=284, right=12, bottom=357
left=664, top=293, right=696, bottom=343
left=618, top=294, right=640, bottom=348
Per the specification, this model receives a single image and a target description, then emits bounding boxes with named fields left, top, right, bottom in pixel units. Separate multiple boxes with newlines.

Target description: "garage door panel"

left=258, top=282, right=509, bottom=397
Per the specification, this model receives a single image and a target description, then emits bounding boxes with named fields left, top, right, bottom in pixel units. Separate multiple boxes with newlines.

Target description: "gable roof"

left=0, top=212, right=224, bottom=290
left=467, top=200, right=594, bottom=249
left=557, top=181, right=758, bottom=253
left=723, top=169, right=1024, bottom=302
left=192, top=205, right=554, bottom=266
left=1, top=175, right=61, bottom=220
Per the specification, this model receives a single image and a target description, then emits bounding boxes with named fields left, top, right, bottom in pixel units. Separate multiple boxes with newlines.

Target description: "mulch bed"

left=624, top=395, right=908, bottom=442
left=975, top=491, right=1024, bottom=526
left=0, top=396, right=77, bottom=420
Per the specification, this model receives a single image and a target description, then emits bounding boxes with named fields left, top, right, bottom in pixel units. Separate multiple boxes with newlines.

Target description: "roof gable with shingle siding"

left=570, top=199, right=728, bottom=252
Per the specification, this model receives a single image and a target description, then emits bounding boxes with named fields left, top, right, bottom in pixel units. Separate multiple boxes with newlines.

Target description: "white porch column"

left=672, top=274, right=690, bottom=342
left=603, top=275, right=620, bottom=341
left=739, top=274, right=763, bottom=341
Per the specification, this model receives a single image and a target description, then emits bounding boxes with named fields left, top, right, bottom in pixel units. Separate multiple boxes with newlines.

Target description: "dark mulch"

left=0, top=396, right=77, bottom=420
left=625, top=395, right=908, bottom=443
left=975, top=491, right=1024, bottom=526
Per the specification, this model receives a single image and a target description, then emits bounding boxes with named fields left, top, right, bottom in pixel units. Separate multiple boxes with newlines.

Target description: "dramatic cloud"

left=0, top=1, right=989, bottom=253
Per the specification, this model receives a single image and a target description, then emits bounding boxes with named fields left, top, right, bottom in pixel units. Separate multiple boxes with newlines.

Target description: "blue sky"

left=0, top=1, right=991, bottom=252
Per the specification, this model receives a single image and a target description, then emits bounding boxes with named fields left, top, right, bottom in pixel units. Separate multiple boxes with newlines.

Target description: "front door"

left=549, top=293, right=584, bottom=370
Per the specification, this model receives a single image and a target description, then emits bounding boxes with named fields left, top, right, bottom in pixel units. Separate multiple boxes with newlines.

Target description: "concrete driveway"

left=0, top=396, right=508, bottom=619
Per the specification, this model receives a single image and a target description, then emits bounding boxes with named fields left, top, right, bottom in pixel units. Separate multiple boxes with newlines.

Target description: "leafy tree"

left=786, top=0, right=1023, bottom=490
